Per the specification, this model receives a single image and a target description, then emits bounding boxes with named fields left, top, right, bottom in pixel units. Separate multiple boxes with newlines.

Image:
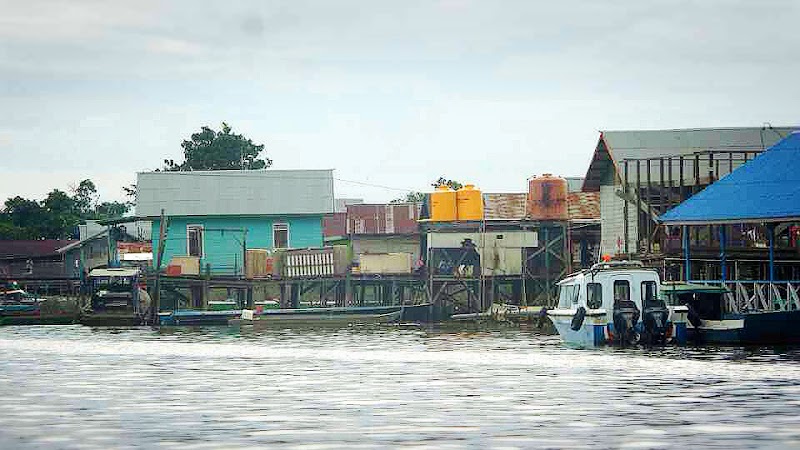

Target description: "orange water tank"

left=527, top=174, right=568, bottom=220
left=456, top=184, right=484, bottom=221
left=430, top=185, right=457, bottom=221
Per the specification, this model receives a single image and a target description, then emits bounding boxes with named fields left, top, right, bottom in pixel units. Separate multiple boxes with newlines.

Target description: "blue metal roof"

left=659, top=131, right=800, bottom=224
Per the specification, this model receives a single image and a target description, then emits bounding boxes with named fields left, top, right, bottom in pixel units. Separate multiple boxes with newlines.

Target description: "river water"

left=1, top=324, right=799, bottom=449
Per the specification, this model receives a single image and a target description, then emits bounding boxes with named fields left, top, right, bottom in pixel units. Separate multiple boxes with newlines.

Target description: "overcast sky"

left=1, top=0, right=798, bottom=205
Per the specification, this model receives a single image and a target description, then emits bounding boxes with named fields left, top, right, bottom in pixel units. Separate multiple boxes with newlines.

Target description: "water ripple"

left=1, top=325, right=799, bottom=449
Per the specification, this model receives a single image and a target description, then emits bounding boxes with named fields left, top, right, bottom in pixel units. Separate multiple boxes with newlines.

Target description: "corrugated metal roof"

left=0, top=240, right=76, bottom=259
left=567, top=192, right=600, bottom=220
left=136, top=170, right=334, bottom=217
left=583, top=127, right=797, bottom=191
left=483, top=193, right=527, bottom=220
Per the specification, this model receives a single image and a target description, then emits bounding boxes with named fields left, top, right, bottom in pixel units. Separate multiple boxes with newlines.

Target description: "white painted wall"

left=600, top=185, right=637, bottom=256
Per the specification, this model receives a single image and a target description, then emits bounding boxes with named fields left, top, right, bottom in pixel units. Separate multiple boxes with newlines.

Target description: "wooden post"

left=544, top=226, right=551, bottom=305
left=646, top=159, right=652, bottom=253
left=152, top=209, right=168, bottom=326
left=623, top=160, right=630, bottom=254
left=636, top=159, right=642, bottom=254
left=242, top=229, right=248, bottom=279
left=659, top=158, right=665, bottom=213
left=667, top=157, right=673, bottom=207
left=719, top=225, right=727, bottom=283
left=678, top=156, right=685, bottom=201
left=682, top=225, right=691, bottom=281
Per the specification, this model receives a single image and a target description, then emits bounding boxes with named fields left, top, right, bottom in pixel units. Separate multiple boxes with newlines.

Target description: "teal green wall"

left=152, top=215, right=322, bottom=276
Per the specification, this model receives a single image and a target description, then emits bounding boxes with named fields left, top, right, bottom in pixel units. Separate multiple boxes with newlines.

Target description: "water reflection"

left=1, top=324, right=799, bottom=449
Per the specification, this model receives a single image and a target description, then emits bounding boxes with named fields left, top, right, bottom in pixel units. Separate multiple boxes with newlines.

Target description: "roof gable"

left=582, top=127, right=796, bottom=191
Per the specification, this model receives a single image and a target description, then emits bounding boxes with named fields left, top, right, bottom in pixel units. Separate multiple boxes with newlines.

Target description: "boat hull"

left=690, top=310, right=800, bottom=345
left=79, top=313, right=143, bottom=327
left=158, top=310, right=242, bottom=326
left=549, top=309, right=687, bottom=347
left=230, top=310, right=402, bottom=327
left=548, top=309, right=611, bottom=347
left=0, top=313, right=78, bottom=325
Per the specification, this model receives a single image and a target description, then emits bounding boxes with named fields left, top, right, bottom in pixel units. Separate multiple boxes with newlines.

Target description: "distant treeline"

left=1, top=122, right=271, bottom=241
left=0, top=179, right=131, bottom=240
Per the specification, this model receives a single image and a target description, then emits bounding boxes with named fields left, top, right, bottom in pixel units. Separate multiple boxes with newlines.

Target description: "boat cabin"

left=661, top=282, right=728, bottom=321
left=88, top=268, right=142, bottom=314
left=556, top=261, right=662, bottom=313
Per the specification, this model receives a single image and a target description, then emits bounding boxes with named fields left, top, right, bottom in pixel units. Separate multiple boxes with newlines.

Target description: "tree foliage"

left=164, top=122, right=271, bottom=171
left=390, top=192, right=426, bottom=203
left=71, top=179, right=98, bottom=217
left=0, top=180, right=131, bottom=240
left=432, top=177, right=463, bottom=190
left=392, top=177, right=464, bottom=203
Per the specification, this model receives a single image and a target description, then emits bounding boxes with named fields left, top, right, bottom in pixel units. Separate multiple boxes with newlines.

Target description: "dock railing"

left=690, top=280, right=800, bottom=313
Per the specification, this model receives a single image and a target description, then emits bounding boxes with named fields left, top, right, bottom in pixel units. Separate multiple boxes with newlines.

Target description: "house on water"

left=581, top=126, right=796, bottom=280
left=136, top=170, right=334, bottom=277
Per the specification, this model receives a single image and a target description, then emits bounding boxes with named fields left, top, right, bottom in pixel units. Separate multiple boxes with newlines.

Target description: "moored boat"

left=0, top=285, right=79, bottom=325
left=662, top=282, right=800, bottom=345
left=79, top=268, right=146, bottom=326
left=228, top=305, right=408, bottom=327
left=547, top=261, right=688, bottom=347
left=158, top=309, right=243, bottom=326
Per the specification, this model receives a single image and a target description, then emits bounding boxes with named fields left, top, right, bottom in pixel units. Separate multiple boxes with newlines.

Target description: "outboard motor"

left=612, top=300, right=640, bottom=346
left=641, top=299, right=670, bottom=345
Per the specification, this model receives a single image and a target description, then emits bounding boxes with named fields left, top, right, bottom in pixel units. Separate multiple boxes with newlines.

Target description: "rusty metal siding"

left=323, top=213, right=347, bottom=238
left=482, top=193, right=527, bottom=220
left=346, top=203, right=420, bottom=235
left=567, top=192, right=600, bottom=220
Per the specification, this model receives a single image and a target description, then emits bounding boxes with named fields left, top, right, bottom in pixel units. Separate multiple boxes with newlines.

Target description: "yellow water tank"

left=430, top=185, right=457, bottom=221
left=456, top=184, right=484, bottom=221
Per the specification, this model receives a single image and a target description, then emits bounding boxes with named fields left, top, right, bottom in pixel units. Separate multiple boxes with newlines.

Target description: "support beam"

left=682, top=225, right=691, bottom=281
left=768, top=223, right=775, bottom=283
left=719, top=225, right=727, bottom=283
left=623, top=160, right=629, bottom=254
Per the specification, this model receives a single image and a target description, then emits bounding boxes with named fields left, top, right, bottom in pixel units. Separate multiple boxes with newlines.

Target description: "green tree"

left=0, top=220, right=35, bottom=239
left=0, top=179, right=132, bottom=240
left=96, top=201, right=129, bottom=220
left=122, top=184, right=136, bottom=208
left=432, top=177, right=463, bottom=190
left=71, top=179, right=98, bottom=217
left=165, top=122, right=271, bottom=171
left=391, top=192, right=426, bottom=203
left=41, top=189, right=80, bottom=239
left=3, top=196, right=46, bottom=231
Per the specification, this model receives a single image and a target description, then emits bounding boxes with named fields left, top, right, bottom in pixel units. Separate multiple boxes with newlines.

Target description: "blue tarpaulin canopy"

left=660, top=131, right=800, bottom=225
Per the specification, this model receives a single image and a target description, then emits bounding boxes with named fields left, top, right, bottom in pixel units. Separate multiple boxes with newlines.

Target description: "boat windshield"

left=93, top=276, right=133, bottom=293
left=557, top=284, right=579, bottom=308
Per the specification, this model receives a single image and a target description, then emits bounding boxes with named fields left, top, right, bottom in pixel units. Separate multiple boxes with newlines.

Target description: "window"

left=641, top=281, right=658, bottom=304
left=613, top=280, right=630, bottom=303
left=557, top=284, right=579, bottom=308
left=187, top=225, right=204, bottom=257
left=587, top=283, right=603, bottom=309
left=273, top=223, right=289, bottom=249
